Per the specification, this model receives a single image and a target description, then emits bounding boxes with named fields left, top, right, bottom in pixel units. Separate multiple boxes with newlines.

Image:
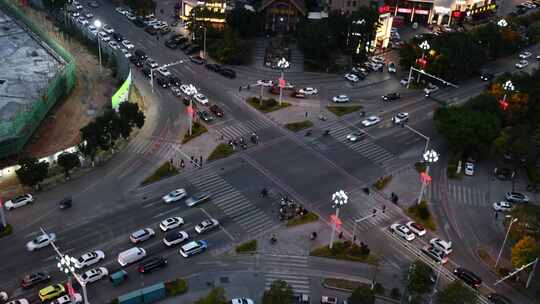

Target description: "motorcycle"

left=270, top=234, right=277, bottom=244
left=310, top=232, right=317, bottom=240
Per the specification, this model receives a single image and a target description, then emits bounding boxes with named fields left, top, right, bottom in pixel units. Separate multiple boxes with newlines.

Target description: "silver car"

left=185, top=193, right=211, bottom=207
left=129, top=228, right=155, bottom=244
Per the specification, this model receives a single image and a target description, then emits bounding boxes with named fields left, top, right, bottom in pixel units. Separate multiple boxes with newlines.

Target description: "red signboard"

left=452, top=11, right=462, bottom=18
left=415, top=9, right=429, bottom=15
left=378, top=5, right=390, bottom=14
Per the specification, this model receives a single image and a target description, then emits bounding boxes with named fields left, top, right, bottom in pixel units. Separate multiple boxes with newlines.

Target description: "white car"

left=231, top=298, right=254, bottom=304
left=125, top=12, right=136, bottom=20
left=464, top=162, right=474, bottom=176
left=124, top=52, right=132, bottom=58
left=163, top=188, right=187, bottom=203
left=4, top=194, right=34, bottom=210
left=171, top=86, right=182, bottom=96
left=387, top=62, right=397, bottom=73
left=361, top=116, right=381, bottom=127
left=370, top=56, right=385, bottom=65
left=424, top=84, right=439, bottom=96
left=108, top=41, right=119, bottom=49
left=406, top=221, right=426, bottom=236
left=194, top=93, right=209, bottom=105
left=98, top=32, right=110, bottom=41
left=80, top=267, right=108, bottom=284
left=519, top=51, right=532, bottom=59
left=74, top=4, right=83, bottom=10
left=89, top=29, right=98, bottom=36
left=493, top=201, right=513, bottom=212
left=392, top=112, right=409, bottom=124
left=115, top=7, right=127, bottom=14
left=298, top=87, right=318, bottom=95
left=26, top=233, right=56, bottom=251
left=332, top=95, right=350, bottom=103
left=195, top=219, right=220, bottom=234
left=344, top=73, right=359, bottom=82
left=129, top=228, right=155, bottom=243
left=146, top=58, right=159, bottom=68
left=180, top=84, right=197, bottom=96
left=390, top=223, right=415, bottom=241
left=122, top=40, right=134, bottom=49
left=156, top=66, right=171, bottom=77
left=163, top=230, right=189, bottom=247
left=257, top=80, right=274, bottom=87
left=87, top=25, right=96, bottom=31
left=84, top=13, right=93, bottom=19
left=346, top=132, right=364, bottom=142
left=51, top=293, right=82, bottom=304
left=400, top=78, right=410, bottom=86
left=505, top=192, right=529, bottom=203
left=6, top=300, right=30, bottom=304
left=159, top=217, right=185, bottom=232
left=429, top=238, right=452, bottom=255
left=515, top=60, right=529, bottom=69
left=73, top=250, right=105, bottom=268
left=102, top=24, right=114, bottom=33
left=71, top=11, right=80, bottom=17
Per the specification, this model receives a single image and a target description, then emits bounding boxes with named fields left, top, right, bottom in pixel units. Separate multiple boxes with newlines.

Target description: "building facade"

left=258, top=0, right=307, bottom=32
left=179, top=0, right=227, bottom=25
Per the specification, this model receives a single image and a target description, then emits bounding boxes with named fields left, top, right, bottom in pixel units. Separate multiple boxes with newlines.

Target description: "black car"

left=133, top=18, right=146, bottom=28
left=20, top=272, right=51, bottom=289
left=157, top=76, right=171, bottom=88
left=145, top=26, right=158, bottom=35
left=164, top=39, right=179, bottom=49
left=169, top=75, right=181, bottom=87
left=205, top=63, right=222, bottom=72
left=59, top=197, right=72, bottom=209
left=453, top=267, right=482, bottom=289
left=186, top=45, right=200, bottom=55
left=134, top=49, right=147, bottom=60
left=159, top=26, right=171, bottom=35
left=382, top=92, right=401, bottom=101
left=210, top=104, right=224, bottom=117
left=190, top=55, right=205, bottom=65
left=480, top=72, right=494, bottom=81
left=112, top=32, right=124, bottom=42
left=219, top=68, right=236, bottom=79
left=138, top=257, right=167, bottom=274
left=197, top=110, right=214, bottom=122
left=488, top=293, right=512, bottom=304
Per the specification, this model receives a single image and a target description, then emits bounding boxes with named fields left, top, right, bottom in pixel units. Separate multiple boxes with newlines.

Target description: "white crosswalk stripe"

left=217, top=118, right=272, bottom=139
left=187, top=170, right=275, bottom=235
left=124, top=138, right=180, bottom=163
left=322, top=121, right=399, bottom=170
left=342, top=208, right=401, bottom=234
left=447, top=183, right=486, bottom=206
left=263, top=255, right=310, bottom=295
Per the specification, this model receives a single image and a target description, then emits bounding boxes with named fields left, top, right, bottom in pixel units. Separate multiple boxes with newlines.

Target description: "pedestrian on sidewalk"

left=239, top=86, right=242, bottom=92
left=180, top=159, right=185, bottom=168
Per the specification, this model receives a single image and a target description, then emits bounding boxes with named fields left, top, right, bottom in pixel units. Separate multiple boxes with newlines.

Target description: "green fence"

left=0, top=0, right=76, bottom=159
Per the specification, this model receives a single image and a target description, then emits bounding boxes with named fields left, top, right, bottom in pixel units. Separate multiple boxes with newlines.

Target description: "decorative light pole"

left=495, top=217, right=518, bottom=269
left=417, top=40, right=430, bottom=82
left=94, top=19, right=102, bottom=73
left=329, top=190, right=348, bottom=249
left=499, top=80, right=514, bottom=111
left=200, top=25, right=207, bottom=59
left=416, top=149, right=438, bottom=205
left=497, top=19, right=508, bottom=28
left=0, top=197, right=6, bottom=228
left=277, top=58, right=290, bottom=106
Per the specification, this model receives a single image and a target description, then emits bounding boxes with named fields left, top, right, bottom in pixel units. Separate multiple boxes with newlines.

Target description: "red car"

left=21, top=272, right=51, bottom=289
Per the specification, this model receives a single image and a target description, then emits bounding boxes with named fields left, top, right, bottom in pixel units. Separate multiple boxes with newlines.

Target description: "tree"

left=125, top=0, right=156, bottom=15
left=348, top=285, right=375, bottom=304
left=42, top=0, right=67, bottom=11
left=406, top=260, right=434, bottom=295
left=226, top=7, right=259, bottom=38
left=57, top=152, right=80, bottom=178
left=16, top=157, right=49, bottom=190
left=262, top=280, right=294, bottom=304
left=511, top=236, right=540, bottom=268
left=195, top=287, right=227, bottom=304
left=79, top=120, right=101, bottom=165
left=435, top=281, right=478, bottom=304
left=349, top=6, right=380, bottom=63
left=297, top=20, right=332, bottom=65
left=118, top=102, right=145, bottom=138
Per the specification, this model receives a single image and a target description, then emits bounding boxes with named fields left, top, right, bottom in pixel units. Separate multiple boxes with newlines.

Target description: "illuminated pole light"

left=500, top=80, right=514, bottom=111
left=277, top=58, right=289, bottom=106
left=329, top=190, right=348, bottom=249
left=94, top=19, right=102, bottom=73
left=416, top=149, right=438, bottom=205
left=52, top=244, right=89, bottom=304
left=495, top=217, right=518, bottom=269
left=497, top=19, right=508, bottom=28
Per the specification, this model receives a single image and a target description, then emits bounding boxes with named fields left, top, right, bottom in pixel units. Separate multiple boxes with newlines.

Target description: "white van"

left=430, top=238, right=452, bottom=255
left=179, top=240, right=207, bottom=258
left=117, top=247, right=146, bottom=266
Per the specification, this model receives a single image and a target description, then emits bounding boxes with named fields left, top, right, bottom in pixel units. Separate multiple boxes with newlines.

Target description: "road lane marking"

left=199, top=207, right=236, bottom=241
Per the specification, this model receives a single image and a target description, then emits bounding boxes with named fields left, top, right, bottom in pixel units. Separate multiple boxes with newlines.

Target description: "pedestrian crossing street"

left=187, top=168, right=276, bottom=237
left=322, top=120, right=401, bottom=171
left=216, top=118, right=273, bottom=139
left=425, top=182, right=488, bottom=207
left=263, top=254, right=310, bottom=295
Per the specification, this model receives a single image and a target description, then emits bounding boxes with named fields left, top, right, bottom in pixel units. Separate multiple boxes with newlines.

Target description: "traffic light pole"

left=406, top=66, right=458, bottom=89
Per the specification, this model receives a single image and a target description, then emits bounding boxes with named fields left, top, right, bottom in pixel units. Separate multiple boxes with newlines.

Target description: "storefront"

left=258, top=0, right=307, bottom=33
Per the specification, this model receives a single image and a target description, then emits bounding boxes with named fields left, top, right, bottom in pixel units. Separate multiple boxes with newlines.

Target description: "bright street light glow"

left=277, top=57, right=290, bottom=69
left=503, top=80, right=514, bottom=91
left=332, top=190, right=348, bottom=207
left=497, top=19, right=508, bottom=27
left=423, top=149, right=439, bottom=163
left=94, top=19, right=102, bottom=28
left=420, top=40, right=430, bottom=51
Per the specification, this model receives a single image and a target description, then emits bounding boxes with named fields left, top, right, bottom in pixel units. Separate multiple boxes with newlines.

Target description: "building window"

left=347, top=0, right=351, bottom=6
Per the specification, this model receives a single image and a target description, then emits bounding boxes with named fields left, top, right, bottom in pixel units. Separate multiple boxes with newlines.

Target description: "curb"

left=321, top=283, right=401, bottom=304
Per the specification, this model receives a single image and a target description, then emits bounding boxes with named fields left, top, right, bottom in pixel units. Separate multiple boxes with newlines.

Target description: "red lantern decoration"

left=499, top=99, right=509, bottom=111
left=420, top=172, right=432, bottom=185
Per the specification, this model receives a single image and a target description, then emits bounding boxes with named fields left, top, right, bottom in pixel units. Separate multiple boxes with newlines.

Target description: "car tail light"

left=138, top=267, right=144, bottom=273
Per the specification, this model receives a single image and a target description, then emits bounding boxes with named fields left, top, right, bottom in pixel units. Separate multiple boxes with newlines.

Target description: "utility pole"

left=0, top=197, right=6, bottom=228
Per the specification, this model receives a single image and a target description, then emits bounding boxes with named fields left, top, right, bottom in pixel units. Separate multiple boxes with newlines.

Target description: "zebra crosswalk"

left=216, top=118, right=273, bottom=139
left=341, top=207, right=401, bottom=234
left=187, top=170, right=276, bottom=236
left=322, top=120, right=401, bottom=171
left=263, top=254, right=310, bottom=295
left=425, top=183, right=488, bottom=207
left=125, top=136, right=180, bottom=159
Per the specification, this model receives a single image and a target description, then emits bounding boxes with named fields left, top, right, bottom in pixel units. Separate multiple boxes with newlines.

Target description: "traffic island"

left=182, top=122, right=208, bottom=144
left=310, top=241, right=379, bottom=264
left=284, top=120, right=314, bottom=132
left=405, top=201, right=436, bottom=231
left=326, top=106, right=362, bottom=117
left=0, top=224, right=13, bottom=239
left=208, top=143, right=235, bottom=161
left=235, top=240, right=258, bottom=253
left=141, top=162, right=179, bottom=185
left=287, top=212, right=319, bottom=227
left=246, top=97, right=291, bottom=113
left=165, top=278, right=188, bottom=296
left=322, top=277, right=370, bottom=291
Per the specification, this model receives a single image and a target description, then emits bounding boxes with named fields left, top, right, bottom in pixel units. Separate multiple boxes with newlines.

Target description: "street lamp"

left=416, top=149, right=438, bottom=205
left=497, top=19, right=508, bottom=28
left=500, top=80, right=514, bottom=111
left=277, top=58, right=290, bottom=106
left=199, top=25, right=207, bottom=60
left=417, top=40, right=430, bottom=82
left=329, top=190, right=348, bottom=249
left=94, top=19, right=102, bottom=73
left=428, top=261, right=443, bottom=304
left=495, top=217, right=518, bottom=269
